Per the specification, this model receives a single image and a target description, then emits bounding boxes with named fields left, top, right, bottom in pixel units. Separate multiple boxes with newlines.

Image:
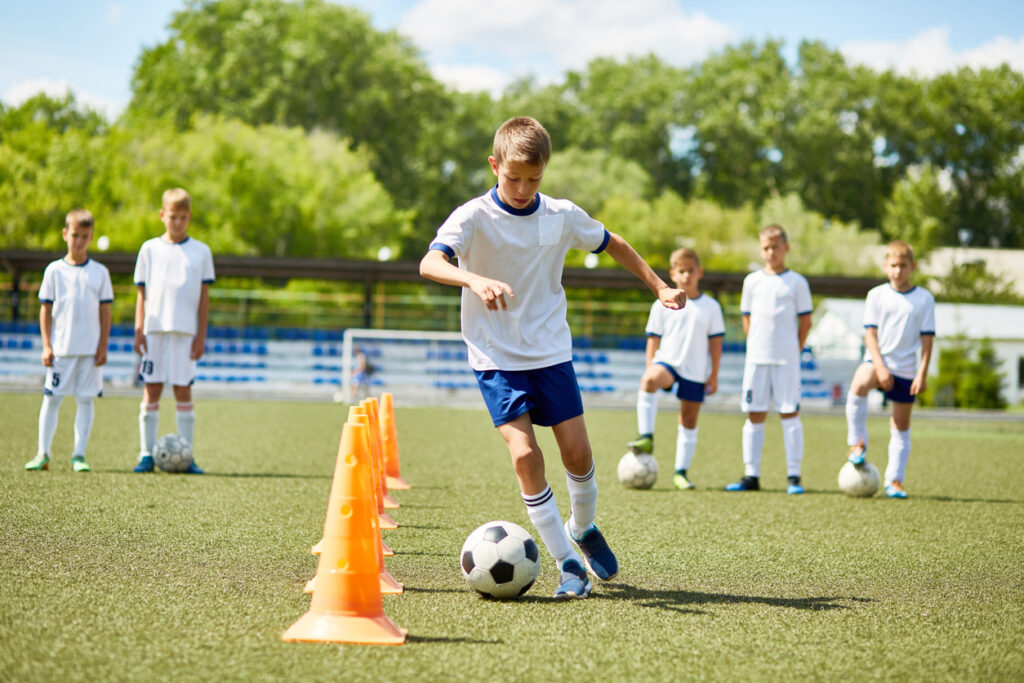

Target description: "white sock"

left=176, top=402, right=195, bottom=446
left=886, top=428, right=911, bottom=484
left=37, top=394, right=63, bottom=456
left=72, top=397, right=94, bottom=458
left=565, top=462, right=597, bottom=539
left=846, top=393, right=868, bottom=447
left=523, top=485, right=579, bottom=568
left=139, top=402, right=159, bottom=458
left=636, top=390, right=658, bottom=437
left=675, top=425, right=698, bottom=472
left=742, top=420, right=764, bottom=477
left=781, top=416, right=804, bottom=478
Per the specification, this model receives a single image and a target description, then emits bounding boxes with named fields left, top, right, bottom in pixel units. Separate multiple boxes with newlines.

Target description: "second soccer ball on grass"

left=617, top=451, right=659, bottom=489
left=152, top=434, right=194, bottom=473
left=838, top=460, right=880, bottom=497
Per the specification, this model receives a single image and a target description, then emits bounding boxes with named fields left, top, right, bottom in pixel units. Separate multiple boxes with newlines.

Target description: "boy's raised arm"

left=604, top=232, right=686, bottom=309
left=420, top=249, right=515, bottom=311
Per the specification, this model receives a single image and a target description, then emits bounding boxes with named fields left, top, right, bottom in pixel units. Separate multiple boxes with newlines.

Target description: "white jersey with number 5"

left=134, top=236, right=215, bottom=335
left=740, top=268, right=812, bottom=365
left=862, top=284, right=935, bottom=379
left=38, top=258, right=113, bottom=357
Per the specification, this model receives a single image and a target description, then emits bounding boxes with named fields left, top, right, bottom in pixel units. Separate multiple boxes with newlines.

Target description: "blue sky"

left=2, top=1, right=1022, bottom=116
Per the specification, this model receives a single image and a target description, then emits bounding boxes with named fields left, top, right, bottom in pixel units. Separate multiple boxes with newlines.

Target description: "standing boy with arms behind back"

left=421, top=117, right=687, bottom=598
left=627, top=247, right=725, bottom=490
left=845, top=240, right=934, bottom=498
left=726, top=224, right=812, bottom=494
left=132, top=188, right=214, bottom=474
left=25, top=209, right=112, bottom=472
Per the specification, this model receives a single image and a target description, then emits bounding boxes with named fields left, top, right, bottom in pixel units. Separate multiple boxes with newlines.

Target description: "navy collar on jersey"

left=490, top=185, right=541, bottom=216
left=889, top=284, right=917, bottom=295
left=162, top=236, right=191, bottom=245
left=62, top=257, right=90, bottom=267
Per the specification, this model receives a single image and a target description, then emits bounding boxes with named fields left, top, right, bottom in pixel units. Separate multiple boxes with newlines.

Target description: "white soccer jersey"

left=134, top=236, right=215, bottom=335
left=740, top=268, right=812, bottom=365
left=430, top=187, right=609, bottom=371
left=862, top=284, right=936, bottom=379
left=38, top=258, right=113, bottom=357
left=646, top=293, right=725, bottom=383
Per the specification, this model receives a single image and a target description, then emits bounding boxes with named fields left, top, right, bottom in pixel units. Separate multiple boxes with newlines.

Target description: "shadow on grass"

left=98, top=469, right=332, bottom=480
left=406, top=634, right=503, bottom=645
left=596, top=582, right=872, bottom=615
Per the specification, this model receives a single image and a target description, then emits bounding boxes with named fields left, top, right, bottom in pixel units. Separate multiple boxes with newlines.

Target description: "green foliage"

left=921, top=335, right=1007, bottom=409
left=542, top=147, right=653, bottom=216
left=931, top=261, right=1024, bottom=305
left=881, top=164, right=952, bottom=257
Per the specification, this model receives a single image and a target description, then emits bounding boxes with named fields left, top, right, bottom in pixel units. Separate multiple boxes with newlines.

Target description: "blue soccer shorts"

left=654, top=362, right=706, bottom=402
left=475, top=360, right=584, bottom=428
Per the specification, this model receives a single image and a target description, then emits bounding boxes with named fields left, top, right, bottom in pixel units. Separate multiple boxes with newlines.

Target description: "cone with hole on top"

left=380, top=392, right=410, bottom=490
left=282, top=420, right=406, bottom=645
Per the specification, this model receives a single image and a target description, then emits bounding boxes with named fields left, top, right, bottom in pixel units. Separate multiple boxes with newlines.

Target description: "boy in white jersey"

left=420, top=117, right=687, bottom=599
left=727, top=224, right=812, bottom=494
left=132, top=188, right=215, bottom=474
left=25, top=209, right=112, bottom=472
left=845, top=240, right=935, bottom=499
left=626, top=248, right=724, bottom=490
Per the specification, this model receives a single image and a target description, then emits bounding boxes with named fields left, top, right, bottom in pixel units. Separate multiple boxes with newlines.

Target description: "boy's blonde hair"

left=493, top=117, right=551, bottom=167
left=162, top=188, right=192, bottom=211
left=670, top=247, right=700, bottom=268
left=760, top=224, right=788, bottom=243
left=65, top=209, right=94, bottom=230
left=885, top=240, right=915, bottom=263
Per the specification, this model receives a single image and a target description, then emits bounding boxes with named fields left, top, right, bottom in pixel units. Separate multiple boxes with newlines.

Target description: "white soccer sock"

left=675, top=425, right=698, bottom=472
left=565, top=462, right=597, bottom=539
left=139, top=402, right=159, bottom=458
left=742, top=420, right=765, bottom=477
left=636, top=390, right=658, bottom=436
left=846, top=392, right=869, bottom=447
left=37, top=394, right=63, bottom=456
left=72, top=396, right=94, bottom=458
left=176, top=402, right=195, bottom=447
left=885, top=427, right=911, bottom=484
left=781, top=416, right=804, bottom=478
left=523, top=485, right=579, bottom=568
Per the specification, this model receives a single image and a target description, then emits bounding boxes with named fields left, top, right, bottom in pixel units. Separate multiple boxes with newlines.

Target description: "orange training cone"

left=351, top=406, right=397, bottom=529
left=380, top=392, right=410, bottom=490
left=282, top=421, right=406, bottom=645
left=362, top=398, right=400, bottom=510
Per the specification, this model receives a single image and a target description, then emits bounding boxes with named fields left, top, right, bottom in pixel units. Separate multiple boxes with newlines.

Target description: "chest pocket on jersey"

left=538, top=215, right=564, bottom=246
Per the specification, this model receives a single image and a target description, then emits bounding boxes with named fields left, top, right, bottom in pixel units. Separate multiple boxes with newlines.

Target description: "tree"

left=921, top=336, right=1006, bottom=409
left=881, top=164, right=953, bottom=258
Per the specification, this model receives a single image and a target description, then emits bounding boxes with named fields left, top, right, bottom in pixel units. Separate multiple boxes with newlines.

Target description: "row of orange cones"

left=282, top=392, right=410, bottom=645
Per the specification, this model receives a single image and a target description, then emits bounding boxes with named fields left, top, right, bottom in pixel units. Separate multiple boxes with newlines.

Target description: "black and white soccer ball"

left=617, top=451, right=658, bottom=489
left=153, top=434, right=194, bottom=473
left=838, top=460, right=880, bottom=497
left=460, top=521, right=540, bottom=599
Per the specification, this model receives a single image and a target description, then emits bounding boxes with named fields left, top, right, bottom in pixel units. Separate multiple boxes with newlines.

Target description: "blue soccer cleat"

left=848, top=442, right=866, bottom=467
left=725, top=475, right=759, bottom=491
left=133, top=455, right=154, bottom=473
left=565, top=521, right=618, bottom=581
left=885, top=482, right=908, bottom=499
left=786, top=476, right=804, bottom=495
left=554, top=559, right=592, bottom=599
left=184, top=462, right=204, bottom=475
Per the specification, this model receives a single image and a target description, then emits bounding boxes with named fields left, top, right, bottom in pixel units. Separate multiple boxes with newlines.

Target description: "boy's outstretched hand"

left=659, top=287, right=687, bottom=310
left=469, top=275, right=515, bottom=311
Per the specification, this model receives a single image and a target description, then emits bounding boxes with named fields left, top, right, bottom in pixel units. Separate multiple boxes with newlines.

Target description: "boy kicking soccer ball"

left=132, top=188, right=214, bottom=474
left=421, top=117, right=686, bottom=598
left=25, top=209, right=112, bottom=473
left=627, top=248, right=724, bottom=490
left=845, top=241, right=935, bottom=498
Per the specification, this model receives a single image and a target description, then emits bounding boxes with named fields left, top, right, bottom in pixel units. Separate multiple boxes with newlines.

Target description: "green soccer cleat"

left=25, top=454, right=49, bottom=471
left=627, top=434, right=653, bottom=454
left=71, top=456, right=92, bottom=473
left=673, top=472, right=695, bottom=490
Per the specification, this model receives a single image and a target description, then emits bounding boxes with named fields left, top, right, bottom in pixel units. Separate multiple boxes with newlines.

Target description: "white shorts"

left=741, top=362, right=801, bottom=413
left=139, top=332, right=196, bottom=386
left=44, top=355, right=103, bottom=397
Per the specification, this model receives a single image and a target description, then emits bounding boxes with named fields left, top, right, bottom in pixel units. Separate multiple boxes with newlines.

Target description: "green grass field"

left=2, top=391, right=1023, bottom=681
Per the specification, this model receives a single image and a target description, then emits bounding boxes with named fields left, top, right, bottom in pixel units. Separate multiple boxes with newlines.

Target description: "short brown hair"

left=885, top=240, right=915, bottom=263
left=65, top=209, right=94, bottom=230
left=760, top=223, right=788, bottom=243
left=493, top=117, right=551, bottom=167
left=670, top=247, right=700, bottom=268
left=162, top=187, right=192, bottom=211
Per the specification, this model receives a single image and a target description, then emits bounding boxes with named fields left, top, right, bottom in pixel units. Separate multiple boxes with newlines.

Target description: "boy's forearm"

left=797, top=314, right=812, bottom=350
left=918, top=336, right=934, bottom=377
left=604, top=233, right=670, bottom=297
left=134, top=288, right=146, bottom=331
left=864, top=328, right=885, bottom=367
left=98, top=303, right=111, bottom=347
left=709, top=337, right=723, bottom=377
left=39, top=304, right=53, bottom=348
left=196, top=284, right=210, bottom=338
left=420, top=251, right=474, bottom=288
left=645, top=337, right=659, bottom=366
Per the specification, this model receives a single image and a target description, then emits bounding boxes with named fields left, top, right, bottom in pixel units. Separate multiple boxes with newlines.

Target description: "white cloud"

left=399, top=0, right=735, bottom=92
left=104, top=3, right=124, bottom=26
left=2, top=77, right=124, bottom=117
left=841, top=26, right=1024, bottom=77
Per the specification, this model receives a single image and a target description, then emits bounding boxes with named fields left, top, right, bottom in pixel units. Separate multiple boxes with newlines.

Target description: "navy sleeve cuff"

left=709, top=332, right=725, bottom=338
left=430, top=243, right=456, bottom=259
left=591, top=229, right=611, bottom=254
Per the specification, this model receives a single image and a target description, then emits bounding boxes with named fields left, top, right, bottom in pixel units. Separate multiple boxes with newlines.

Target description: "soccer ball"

left=153, top=434, right=194, bottom=473
left=838, top=460, right=880, bottom=497
left=460, top=521, right=540, bottom=599
left=617, top=451, right=659, bottom=489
